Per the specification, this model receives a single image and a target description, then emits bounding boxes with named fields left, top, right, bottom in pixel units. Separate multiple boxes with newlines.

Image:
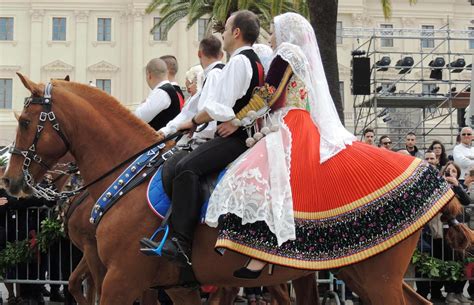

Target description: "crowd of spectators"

left=361, top=127, right=474, bottom=304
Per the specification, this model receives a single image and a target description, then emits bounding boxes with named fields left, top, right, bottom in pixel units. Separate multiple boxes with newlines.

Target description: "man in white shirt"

left=135, top=58, right=181, bottom=130
left=140, top=10, right=263, bottom=266
left=160, top=55, right=185, bottom=107
left=159, top=36, right=224, bottom=143
left=453, top=127, right=474, bottom=182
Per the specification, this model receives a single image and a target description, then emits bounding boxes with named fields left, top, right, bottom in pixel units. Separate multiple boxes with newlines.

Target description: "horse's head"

left=1, top=73, right=70, bottom=197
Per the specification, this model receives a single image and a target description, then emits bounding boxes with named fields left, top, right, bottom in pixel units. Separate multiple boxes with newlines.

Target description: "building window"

left=0, top=79, right=13, bottom=109
left=97, top=18, right=111, bottom=41
left=421, top=25, right=434, bottom=48
left=153, top=17, right=168, bottom=41
left=52, top=17, right=66, bottom=41
left=339, top=81, right=344, bottom=104
left=336, top=21, right=343, bottom=44
left=469, top=27, right=474, bottom=49
left=96, top=79, right=111, bottom=95
left=0, top=17, right=14, bottom=41
left=198, top=18, right=209, bottom=41
left=380, top=24, right=393, bottom=47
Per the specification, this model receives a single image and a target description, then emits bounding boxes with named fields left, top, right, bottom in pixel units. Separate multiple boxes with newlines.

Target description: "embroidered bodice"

left=285, top=75, right=309, bottom=110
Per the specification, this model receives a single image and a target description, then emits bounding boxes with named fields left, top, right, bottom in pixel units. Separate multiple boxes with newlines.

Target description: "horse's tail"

left=440, top=196, right=474, bottom=251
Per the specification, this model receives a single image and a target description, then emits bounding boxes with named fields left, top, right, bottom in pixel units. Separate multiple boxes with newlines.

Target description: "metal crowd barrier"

left=2, top=205, right=474, bottom=304
left=1, top=206, right=80, bottom=285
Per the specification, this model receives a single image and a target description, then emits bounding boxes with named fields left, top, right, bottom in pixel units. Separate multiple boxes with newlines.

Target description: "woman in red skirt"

left=205, top=12, right=453, bottom=279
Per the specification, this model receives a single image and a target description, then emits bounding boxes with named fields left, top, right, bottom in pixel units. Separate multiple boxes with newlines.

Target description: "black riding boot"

left=161, top=170, right=202, bottom=265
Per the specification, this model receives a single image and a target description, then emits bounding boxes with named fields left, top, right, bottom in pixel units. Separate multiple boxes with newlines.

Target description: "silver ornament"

left=246, top=137, right=256, bottom=147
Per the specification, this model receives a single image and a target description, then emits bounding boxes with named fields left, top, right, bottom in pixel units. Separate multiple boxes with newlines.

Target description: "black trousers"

left=170, top=135, right=247, bottom=242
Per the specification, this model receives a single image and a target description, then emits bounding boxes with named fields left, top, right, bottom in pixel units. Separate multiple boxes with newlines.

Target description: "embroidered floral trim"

left=215, top=164, right=451, bottom=263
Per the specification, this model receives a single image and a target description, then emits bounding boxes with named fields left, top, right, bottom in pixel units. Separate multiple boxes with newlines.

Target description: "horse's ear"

left=16, top=73, right=41, bottom=95
left=13, top=111, right=20, bottom=121
left=64, top=75, right=70, bottom=81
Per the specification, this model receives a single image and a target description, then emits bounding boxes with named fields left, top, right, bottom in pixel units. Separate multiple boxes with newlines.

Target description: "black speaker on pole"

left=351, top=57, right=371, bottom=95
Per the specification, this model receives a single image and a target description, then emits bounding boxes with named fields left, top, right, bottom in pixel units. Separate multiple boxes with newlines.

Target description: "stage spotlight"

left=376, top=86, right=383, bottom=93
left=382, top=116, right=392, bottom=123
left=466, top=87, right=471, bottom=92
left=429, top=57, right=445, bottom=80
left=395, top=56, right=414, bottom=74
left=451, top=87, right=457, bottom=92
left=376, top=56, right=391, bottom=71
left=447, top=58, right=465, bottom=73
left=388, top=85, right=397, bottom=93
left=377, top=108, right=388, bottom=117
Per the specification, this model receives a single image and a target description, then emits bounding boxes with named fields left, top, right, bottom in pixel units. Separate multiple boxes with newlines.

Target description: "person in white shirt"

left=453, top=127, right=474, bottom=182
left=139, top=10, right=263, bottom=266
left=160, top=55, right=185, bottom=107
left=135, top=58, right=181, bottom=130
left=159, top=36, right=224, bottom=143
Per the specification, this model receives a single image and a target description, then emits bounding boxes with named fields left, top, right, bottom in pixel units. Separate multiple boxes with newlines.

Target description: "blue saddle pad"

left=147, top=166, right=225, bottom=223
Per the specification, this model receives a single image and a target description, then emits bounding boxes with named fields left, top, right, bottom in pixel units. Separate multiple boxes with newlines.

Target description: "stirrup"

left=140, top=224, right=170, bottom=256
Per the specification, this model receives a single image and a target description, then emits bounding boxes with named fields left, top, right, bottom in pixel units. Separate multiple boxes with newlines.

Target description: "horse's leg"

left=164, top=287, right=201, bottom=305
left=85, top=276, right=96, bottom=305
left=265, top=284, right=290, bottom=305
left=207, top=287, right=240, bottom=305
left=140, top=289, right=158, bottom=305
left=338, top=231, right=422, bottom=305
left=83, top=243, right=106, bottom=299
left=100, top=269, right=144, bottom=305
left=402, top=282, right=431, bottom=305
left=68, top=256, right=90, bottom=305
left=292, top=273, right=319, bottom=305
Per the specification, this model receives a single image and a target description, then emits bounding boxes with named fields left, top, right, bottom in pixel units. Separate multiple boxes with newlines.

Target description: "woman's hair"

left=428, top=140, right=448, bottom=167
left=440, top=161, right=461, bottom=179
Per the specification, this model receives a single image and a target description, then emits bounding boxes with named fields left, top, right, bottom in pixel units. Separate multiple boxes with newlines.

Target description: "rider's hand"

left=156, top=131, right=166, bottom=141
left=178, top=120, right=198, bottom=138
left=217, top=121, right=239, bottom=138
left=0, top=197, right=8, bottom=206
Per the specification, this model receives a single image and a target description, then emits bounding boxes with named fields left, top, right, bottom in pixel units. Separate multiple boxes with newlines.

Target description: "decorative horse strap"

left=90, top=144, right=180, bottom=225
left=10, top=83, right=71, bottom=200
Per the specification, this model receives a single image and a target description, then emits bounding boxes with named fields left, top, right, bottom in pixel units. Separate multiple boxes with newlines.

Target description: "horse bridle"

left=9, top=83, right=71, bottom=200
left=9, top=82, right=189, bottom=202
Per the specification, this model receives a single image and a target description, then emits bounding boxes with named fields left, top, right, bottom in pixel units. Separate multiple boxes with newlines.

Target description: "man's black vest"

left=219, top=49, right=264, bottom=139
left=202, top=63, right=225, bottom=88
left=148, top=83, right=181, bottom=131
left=232, top=49, right=264, bottom=116
left=172, top=84, right=185, bottom=109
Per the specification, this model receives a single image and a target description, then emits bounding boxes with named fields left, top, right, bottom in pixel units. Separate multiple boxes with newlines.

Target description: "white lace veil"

left=252, top=43, right=274, bottom=74
left=274, top=13, right=355, bottom=162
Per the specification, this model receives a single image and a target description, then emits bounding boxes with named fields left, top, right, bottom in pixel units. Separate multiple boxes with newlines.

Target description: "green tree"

left=146, top=0, right=416, bottom=124
left=146, top=0, right=308, bottom=34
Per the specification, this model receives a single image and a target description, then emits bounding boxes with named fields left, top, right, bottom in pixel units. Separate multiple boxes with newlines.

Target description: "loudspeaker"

left=351, top=57, right=371, bottom=95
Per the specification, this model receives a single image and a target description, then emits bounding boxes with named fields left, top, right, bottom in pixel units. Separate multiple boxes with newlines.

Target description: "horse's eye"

left=20, top=120, right=30, bottom=128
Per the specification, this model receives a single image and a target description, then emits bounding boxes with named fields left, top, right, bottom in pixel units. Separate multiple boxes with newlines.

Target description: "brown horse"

left=3, top=74, right=472, bottom=305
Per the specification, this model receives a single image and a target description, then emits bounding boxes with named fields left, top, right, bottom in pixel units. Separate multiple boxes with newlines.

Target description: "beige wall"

left=0, top=0, right=473, bottom=145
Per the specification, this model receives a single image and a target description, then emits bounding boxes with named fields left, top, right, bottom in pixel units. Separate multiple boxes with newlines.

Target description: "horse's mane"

left=52, top=80, right=160, bottom=142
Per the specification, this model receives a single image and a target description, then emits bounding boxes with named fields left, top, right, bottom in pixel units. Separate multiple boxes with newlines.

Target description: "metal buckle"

left=39, top=112, right=47, bottom=122
left=33, top=155, right=42, bottom=163
left=161, top=150, right=174, bottom=161
left=23, top=157, right=31, bottom=169
left=48, top=112, right=56, bottom=121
